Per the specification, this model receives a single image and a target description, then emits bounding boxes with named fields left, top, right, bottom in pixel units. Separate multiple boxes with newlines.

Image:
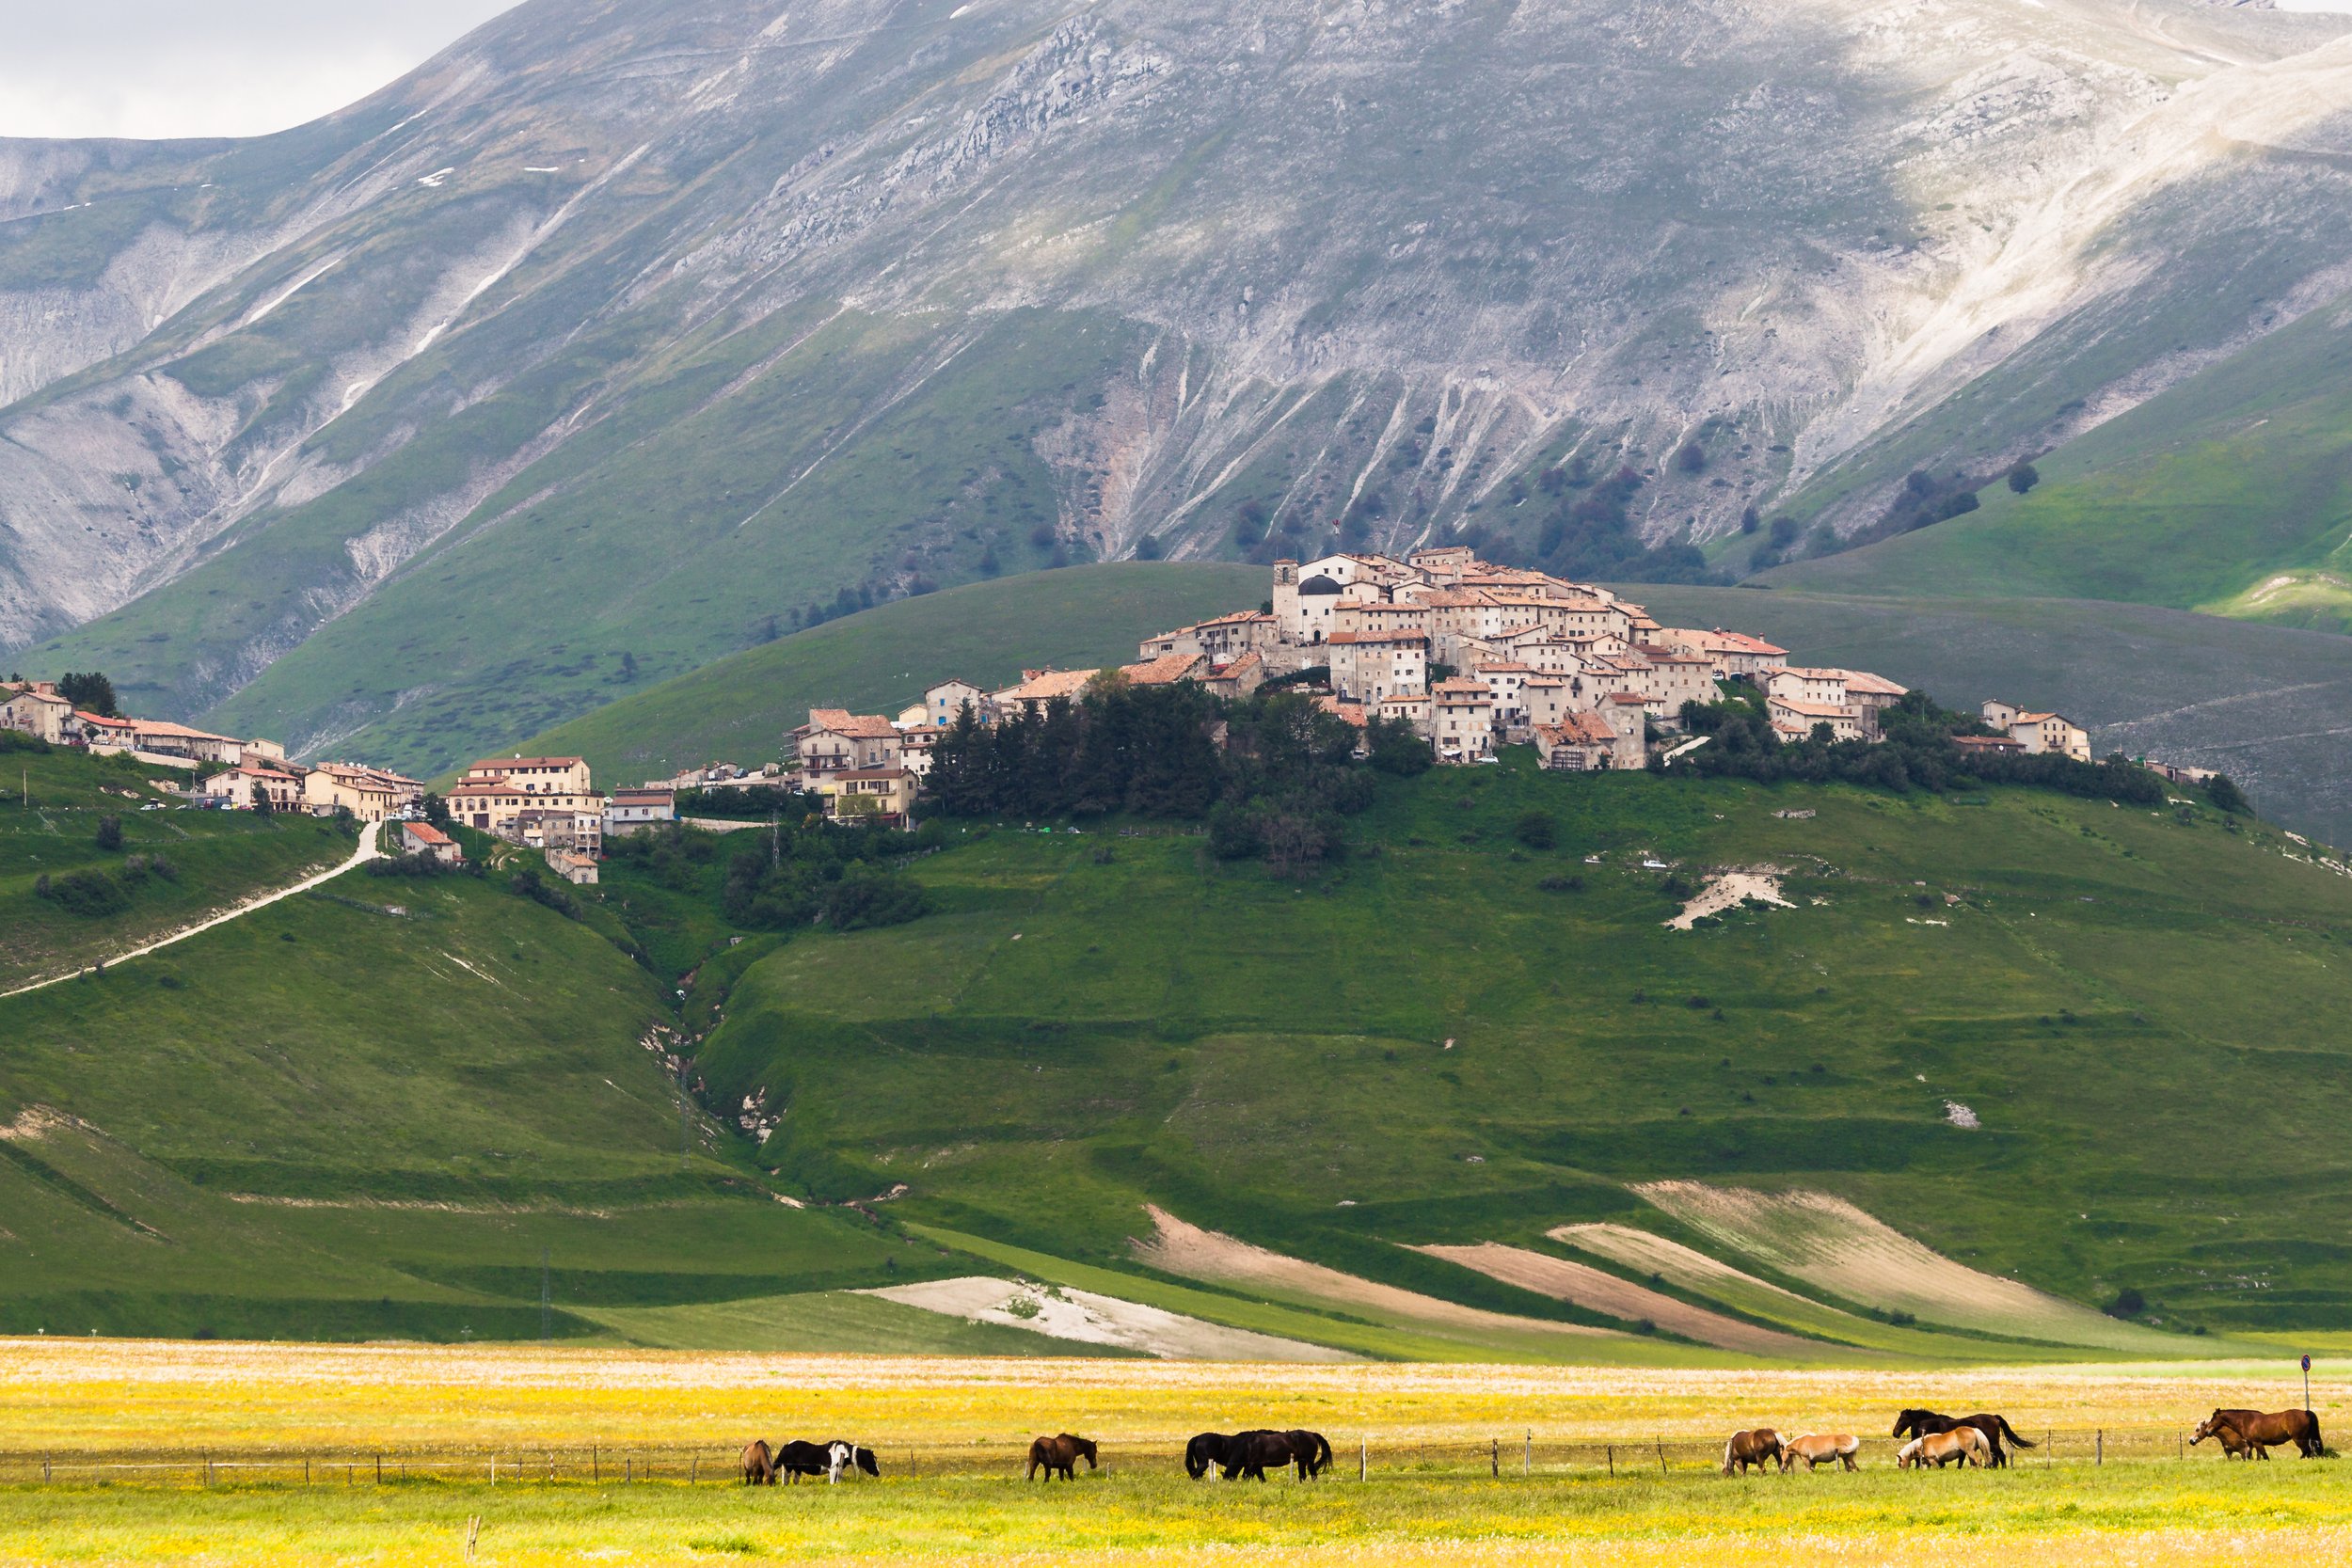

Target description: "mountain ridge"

left=5, top=0, right=2352, bottom=763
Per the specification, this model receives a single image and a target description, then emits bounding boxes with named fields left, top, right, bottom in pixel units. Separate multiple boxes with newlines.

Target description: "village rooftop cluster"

left=755, top=548, right=2098, bottom=826
left=0, top=680, right=684, bottom=887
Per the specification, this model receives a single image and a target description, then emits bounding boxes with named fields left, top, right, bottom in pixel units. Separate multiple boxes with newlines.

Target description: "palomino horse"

left=1898, top=1427, right=1991, bottom=1469
left=739, top=1439, right=777, bottom=1485
left=1720, top=1429, right=1784, bottom=1476
left=1777, top=1433, right=1861, bottom=1472
left=1892, top=1409, right=2036, bottom=1470
left=2192, top=1409, right=2325, bottom=1459
left=1027, top=1433, right=1099, bottom=1481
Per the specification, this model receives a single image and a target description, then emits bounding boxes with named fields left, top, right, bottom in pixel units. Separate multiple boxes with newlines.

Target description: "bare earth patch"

left=1632, top=1181, right=2175, bottom=1352
left=1666, top=868, right=1792, bottom=929
left=863, top=1276, right=1352, bottom=1363
left=1130, top=1205, right=1622, bottom=1343
left=1413, top=1243, right=1825, bottom=1357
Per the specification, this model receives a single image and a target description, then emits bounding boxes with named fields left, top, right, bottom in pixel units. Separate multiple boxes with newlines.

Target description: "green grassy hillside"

left=0, top=855, right=983, bottom=1343
left=508, top=563, right=1264, bottom=788
left=685, top=761, right=2352, bottom=1348
left=0, top=741, right=359, bottom=988
left=1769, top=303, right=2352, bottom=627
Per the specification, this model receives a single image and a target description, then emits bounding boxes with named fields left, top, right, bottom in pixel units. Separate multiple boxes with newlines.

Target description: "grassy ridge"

left=0, top=746, right=358, bottom=986
left=0, top=859, right=952, bottom=1342
left=694, top=760, right=2352, bottom=1341
left=1770, top=304, right=2352, bottom=626
left=507, top=563, right=1264, bottom=788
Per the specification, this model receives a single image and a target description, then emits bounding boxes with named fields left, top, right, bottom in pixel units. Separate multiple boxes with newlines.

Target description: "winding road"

left=1, top=820, right=384, bottom=1002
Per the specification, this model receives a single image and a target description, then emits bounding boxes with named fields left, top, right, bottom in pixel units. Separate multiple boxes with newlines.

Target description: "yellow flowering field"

left=1, top=1338, right=2344, bottom=1564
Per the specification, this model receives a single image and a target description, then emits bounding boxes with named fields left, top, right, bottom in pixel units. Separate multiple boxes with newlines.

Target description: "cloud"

left=0, top=2, right=516, bottom=141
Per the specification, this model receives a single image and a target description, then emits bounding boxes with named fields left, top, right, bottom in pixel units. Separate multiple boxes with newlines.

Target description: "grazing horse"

left=1027, top=1433, right=1099, bottom=1481
left=739, top=1439, right=778, bottom=1486
left=1898, top=1428, right=1991, bottom=1470
left=775, top=1439, right=880, bottom=1483
left=1892, top=1409, right=2036, bottom=1470
left=1721, top=1429, right=1784, bottom=1477
left=1185, top=1432, right=1242, bottom=1480
left=1222, top=1430, right=1301, bottom=1482
left=1284, top=1430, right=1334, bottom=1481
left=2192, top=1409, right=2325, bottom=1460
left=1778, top=1433, right=1862, bottom=1472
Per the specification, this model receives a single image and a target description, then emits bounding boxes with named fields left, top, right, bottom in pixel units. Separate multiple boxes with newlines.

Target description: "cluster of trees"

left=606, top=814, right=934, bottom=933
left=1669, top=688, right=2177, bottom=806
left=923, top=681, right=1425, bottom=874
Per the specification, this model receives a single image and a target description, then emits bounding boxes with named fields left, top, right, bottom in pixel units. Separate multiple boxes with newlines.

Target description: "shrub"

left=2007, top=461, right=2041, bottom=495
left=819, top=863, right=929, bottom=930
left=1537, top=874, right=1582, bottom=894
left=39, top=868, right=131, bottom=917
left=2106, top=1287, right=2147, bottom=1319
left=1514, top=812, right=1557, bottom=850
left=94, top=815, right=123, bottom=851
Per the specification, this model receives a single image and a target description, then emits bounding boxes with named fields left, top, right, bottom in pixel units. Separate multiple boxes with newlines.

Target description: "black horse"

left=1892, top=1409, right=2036, bottom=1470
left=1284, top=1429, right=1334, bottom=1480
left=775, top=1439, right=882, bottom=1482
left=1185, top=1431, right=1261, bottom=1480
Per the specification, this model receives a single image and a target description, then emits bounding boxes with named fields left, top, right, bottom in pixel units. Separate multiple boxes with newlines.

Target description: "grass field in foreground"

left=2, top=1342, right=2346, bottom=1566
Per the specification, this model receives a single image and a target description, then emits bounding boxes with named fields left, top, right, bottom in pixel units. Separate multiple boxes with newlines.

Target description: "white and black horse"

left=774, top=1438, right=881, bottom=1483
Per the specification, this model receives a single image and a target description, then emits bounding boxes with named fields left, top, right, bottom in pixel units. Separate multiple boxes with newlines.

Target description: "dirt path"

left=1413, top=1243, right=1827, bottom=1357
left=1130, top=1205, right=1623, bottom=1343
left=1667, top=867, right=1791, bottom=929
left=865, top=1276, right=1356, bottom=1362
left=2, top=821, right=383, bottom=1001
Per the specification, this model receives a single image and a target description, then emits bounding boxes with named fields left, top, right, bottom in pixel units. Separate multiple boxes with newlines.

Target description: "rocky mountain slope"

left=4, top=0, right=2351, bottom=763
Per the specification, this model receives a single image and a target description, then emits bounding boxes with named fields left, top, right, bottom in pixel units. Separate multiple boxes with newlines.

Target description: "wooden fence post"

left=42, top=1453, right=50, bottom=1484
left=304, top=1457, right=310, bottom=1486
left=1490, top=1438, right=1499, bottom=1478
left=1656, top=1438, right=1667, bottom=1475
left=1524, top=1431, right=1532, bottom=1477
left=2095, top=1430, right=2103, bottom=1466
left=375, top=1454, right=382, bottom=1485
left=691, top=1457, right=700, bottom=1485
left=593, top=1447, right=599, bottom=1483
left=1359, top=1438, right=1367, bottom=1482
left=1606, top=1445, right=1614, bottom=1478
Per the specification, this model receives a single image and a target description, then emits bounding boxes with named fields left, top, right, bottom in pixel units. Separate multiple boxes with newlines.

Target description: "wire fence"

left=0, top=1426, right=2259, bottom=1489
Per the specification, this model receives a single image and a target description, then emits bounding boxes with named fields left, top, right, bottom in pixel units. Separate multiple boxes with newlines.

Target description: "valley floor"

left=1, top=1340, right=2344, bottom=1563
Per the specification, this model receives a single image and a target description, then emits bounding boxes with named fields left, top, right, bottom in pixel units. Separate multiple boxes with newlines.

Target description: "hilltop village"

left=6, top=548, right=2126, bottom=853
left=753, top=548, right=2101, bottom=827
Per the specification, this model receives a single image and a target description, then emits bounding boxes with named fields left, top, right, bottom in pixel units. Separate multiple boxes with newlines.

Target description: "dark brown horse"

left=2192, top=1408, right=2325, bottom=1459
left=1026, top=1433, right=1099, bottom=1480
left=1720, top=1428, right=1784, bottom=1476
left=1222, top=1430, right=1301, bottom=1481
left=739, top=1439, right=777, bottom=1485
left=1892, top=1409, right=2036, bottom=1469
left=1283, top=1430, right=1334, bottom=1480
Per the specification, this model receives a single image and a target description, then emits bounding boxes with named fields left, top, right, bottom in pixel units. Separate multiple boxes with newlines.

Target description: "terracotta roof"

left=1327, top=630, right=1428, bottom=645
left=1121, top=652, right=1208, bottom=685
left=995, top=668, right=1100, bottom=702
left=1707, top=628, right=1788, bottom=657
left=1197, top=610, right=1274, bottom=627
left=1474, top=662, right=1539, bottom=675
left=77, top=712, right=135, bottom=730
left=1211, top=651, right=1263, bottom=679
left=1434, top=677, right=1491, bottom=698
left=1380, top=692, right=1430, bottom=706
left=1835, top=669, right=1909, bottom=697
left=834, top=768, right=912, bottom=782
left=1608, top=692, right=1653, bottom=705
left=5, top=688, right=70, bottom=706
left=1770, top=697, right=1855, bottom=720
left=401, top=823, right=455, bottom=847
left=468, top=755, right=585, bottom=770
left=134, top=720, right=244, bottom=743
left=1312, top=696, right=1369, bottom=727
left=1537, top=712, right=1617, bottom=747
left=806, top=708, right=901, bottom=740
left=1953, top=734, right=2026, bottom=751
left=612, top=788, right=675, bottom=802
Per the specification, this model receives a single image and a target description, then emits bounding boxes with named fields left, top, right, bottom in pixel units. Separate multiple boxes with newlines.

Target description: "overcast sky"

left=0, top=3, right=519, bottom=142
left=6, top=0, right=2352, bottom=142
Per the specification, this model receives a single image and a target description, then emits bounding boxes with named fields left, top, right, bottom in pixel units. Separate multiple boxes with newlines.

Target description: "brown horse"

left=1898, top=1427, right=1990, bottom=1469
left=1026, top=1433, right=1099, bottom=1480
left=739, top=1439, right=777, bottom=1485
left=1778, top=1433, right=1861, bottom=1472
left=1720, top=1429, right=1784, bottom=1476
left=1892, top=1409, right=2035, bottom=1469
left=2192, top=1408, right=2325, bottom=1460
